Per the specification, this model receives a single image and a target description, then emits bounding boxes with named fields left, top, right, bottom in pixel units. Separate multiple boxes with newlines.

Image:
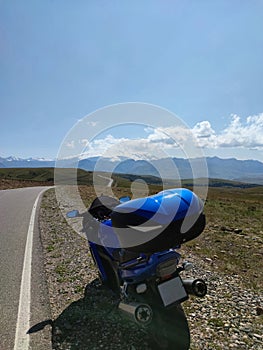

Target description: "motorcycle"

left=67, top=188, right=207, bottom=350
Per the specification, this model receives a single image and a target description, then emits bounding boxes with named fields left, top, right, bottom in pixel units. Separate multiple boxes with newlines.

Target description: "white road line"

left=13, top=188, right=47, bottom=350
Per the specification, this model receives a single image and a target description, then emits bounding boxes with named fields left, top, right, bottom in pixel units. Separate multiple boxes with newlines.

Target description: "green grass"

left=0, top=167, right=94, bottom=185
left=1, top=167, right=261, bottom=189
left=207, top=318, right=225, bottom=328
left=78, top=181, right=263, bottom=293
left=0, top=167, right=54, bottom=182
left=2, top=167, right=262, bottom=292
left=183, top=186, right=263, bottom=291
left=47, top=244, right=55, bottom=252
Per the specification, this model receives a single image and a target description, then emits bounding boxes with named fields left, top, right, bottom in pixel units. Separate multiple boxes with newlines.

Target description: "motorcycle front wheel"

left=149, top=304, right=190, bottom=350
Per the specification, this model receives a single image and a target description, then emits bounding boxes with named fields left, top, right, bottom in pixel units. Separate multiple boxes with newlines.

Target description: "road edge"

left=13, top=187, right=53, bottom=350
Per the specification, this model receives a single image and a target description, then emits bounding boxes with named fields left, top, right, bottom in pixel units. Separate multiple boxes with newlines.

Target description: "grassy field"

left=1, top=167, right=262, bottom=291
left=0, top=167, right=260, bottom=187
left=77, top=182, right=263, bottom=293
left=0, top=167, right=55, bottom=182
left=183, top=186, right=263, bottom=291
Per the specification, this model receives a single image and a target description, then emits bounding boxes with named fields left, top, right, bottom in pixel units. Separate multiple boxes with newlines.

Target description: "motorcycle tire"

left=149, top=305, right=190, bottom=350
left=96, top=248, right=120, bottom=294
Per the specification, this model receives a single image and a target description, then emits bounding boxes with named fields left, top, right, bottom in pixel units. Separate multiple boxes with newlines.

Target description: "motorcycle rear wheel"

left=149, top=305, right=190, bottom=350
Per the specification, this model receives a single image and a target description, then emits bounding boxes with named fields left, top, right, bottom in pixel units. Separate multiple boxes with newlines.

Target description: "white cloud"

left=192, top=121, right=217, bottom=148
left=192, top=121, right=215, bottom=138
left=216, top=114, right=263, bottom=149
left=79, top=132, right=175, bottom=160
left=80, top=139, right=89, bottom=147
left=80, top=135, right=132, bottom=159
left=106, top=138, right=170, bottom=159
left=76, top=113, right=263, bottom=160
left=147, top=128, right=176, bottom=145
left=86, top=121, right=98, bottom=127
left=66, top=140, right=75, bottom=149
left=192, top=113, right=263, bottom=150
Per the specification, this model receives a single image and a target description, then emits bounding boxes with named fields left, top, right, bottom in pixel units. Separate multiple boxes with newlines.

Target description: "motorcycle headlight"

left=156, top=258, right=178, bottom=278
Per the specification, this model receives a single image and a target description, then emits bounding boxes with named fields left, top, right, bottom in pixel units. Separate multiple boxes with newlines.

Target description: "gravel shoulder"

left=39, top=189, right=262, bottom=350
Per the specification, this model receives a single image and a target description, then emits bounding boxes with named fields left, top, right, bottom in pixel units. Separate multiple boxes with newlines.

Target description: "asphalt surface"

left=0, top=187, right=52, bottom=350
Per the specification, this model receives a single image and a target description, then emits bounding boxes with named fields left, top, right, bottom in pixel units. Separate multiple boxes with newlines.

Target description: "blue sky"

left=1, top=1, right=263, bottom=161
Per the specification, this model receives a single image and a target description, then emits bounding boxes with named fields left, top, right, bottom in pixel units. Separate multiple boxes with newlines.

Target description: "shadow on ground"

left=50, top=279, right=151, bottom=350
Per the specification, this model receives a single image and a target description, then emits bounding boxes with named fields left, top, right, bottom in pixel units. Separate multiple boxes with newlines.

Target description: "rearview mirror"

left=119, top=196, right=131, bottom=203
left=66, top=210, right=80, bottom=218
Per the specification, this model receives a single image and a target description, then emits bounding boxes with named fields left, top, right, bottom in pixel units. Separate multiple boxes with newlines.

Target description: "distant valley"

left=0, top=155, right=263, bottom=185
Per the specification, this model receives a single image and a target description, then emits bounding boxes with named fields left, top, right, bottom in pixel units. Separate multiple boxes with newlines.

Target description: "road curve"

left=0, top=187, right=52, bottom=350
left=98, top=174, right=114, bottom=188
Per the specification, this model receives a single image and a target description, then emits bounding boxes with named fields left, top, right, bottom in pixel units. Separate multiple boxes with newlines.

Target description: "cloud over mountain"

left=66, top=113, right=263, bottom=160
left=193, top=113, right=263, bottom=149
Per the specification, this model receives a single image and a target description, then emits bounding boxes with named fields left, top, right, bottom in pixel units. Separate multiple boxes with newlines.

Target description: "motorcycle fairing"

left=120, top=250, right=181, bottom=284
left=111, top=188, right=203, bottom=225
left=110, top=188, right=205, bottom=253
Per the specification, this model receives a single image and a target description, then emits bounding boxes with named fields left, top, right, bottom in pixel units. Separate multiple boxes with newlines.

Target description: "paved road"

left=0, top=187, right=52, bottom=350
left=98, top=175, right=114, bottom=188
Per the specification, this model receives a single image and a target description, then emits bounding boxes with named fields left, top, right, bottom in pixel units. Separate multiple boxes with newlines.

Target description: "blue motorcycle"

left=67, top=188, right=207, bottom=350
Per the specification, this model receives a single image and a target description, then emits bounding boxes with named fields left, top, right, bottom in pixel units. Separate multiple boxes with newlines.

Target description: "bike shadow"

left=50, top=278, right=151, bottom=350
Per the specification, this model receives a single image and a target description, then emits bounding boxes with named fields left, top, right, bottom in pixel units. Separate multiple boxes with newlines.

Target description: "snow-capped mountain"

left=0, top=156, right=55, bottom=168
left=0, top=155, right=263, bottom=184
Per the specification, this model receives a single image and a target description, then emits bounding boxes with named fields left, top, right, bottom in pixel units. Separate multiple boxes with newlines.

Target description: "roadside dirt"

left=39, top=189, right=263, bottom=350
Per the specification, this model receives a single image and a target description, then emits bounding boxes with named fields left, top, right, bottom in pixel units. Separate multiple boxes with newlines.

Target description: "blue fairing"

left=120, top=250, right=181, bottom=284
left=88, top=241, right=109, bottom=281
left=98, top=219, right=120, bottom=250
left=89, top=236, right=181, bottom=285
left=90, top=188, right=204, bottom=282
left=95, top=219, right=182, bottom=284
left=113, top=188, right=203, bottom=225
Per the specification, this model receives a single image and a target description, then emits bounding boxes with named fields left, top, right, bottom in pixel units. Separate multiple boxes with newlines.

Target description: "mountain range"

left=0, top=155, right=263, bottom=184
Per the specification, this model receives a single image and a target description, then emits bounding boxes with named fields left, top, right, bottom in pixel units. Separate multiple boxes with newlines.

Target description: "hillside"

left=0, top=168, right=54, bottom=189
left=0, top=167, right=262, bottom=191
left=1, top=155, right=263, bottom=184
left=0, top=167, right=55, bottom=182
